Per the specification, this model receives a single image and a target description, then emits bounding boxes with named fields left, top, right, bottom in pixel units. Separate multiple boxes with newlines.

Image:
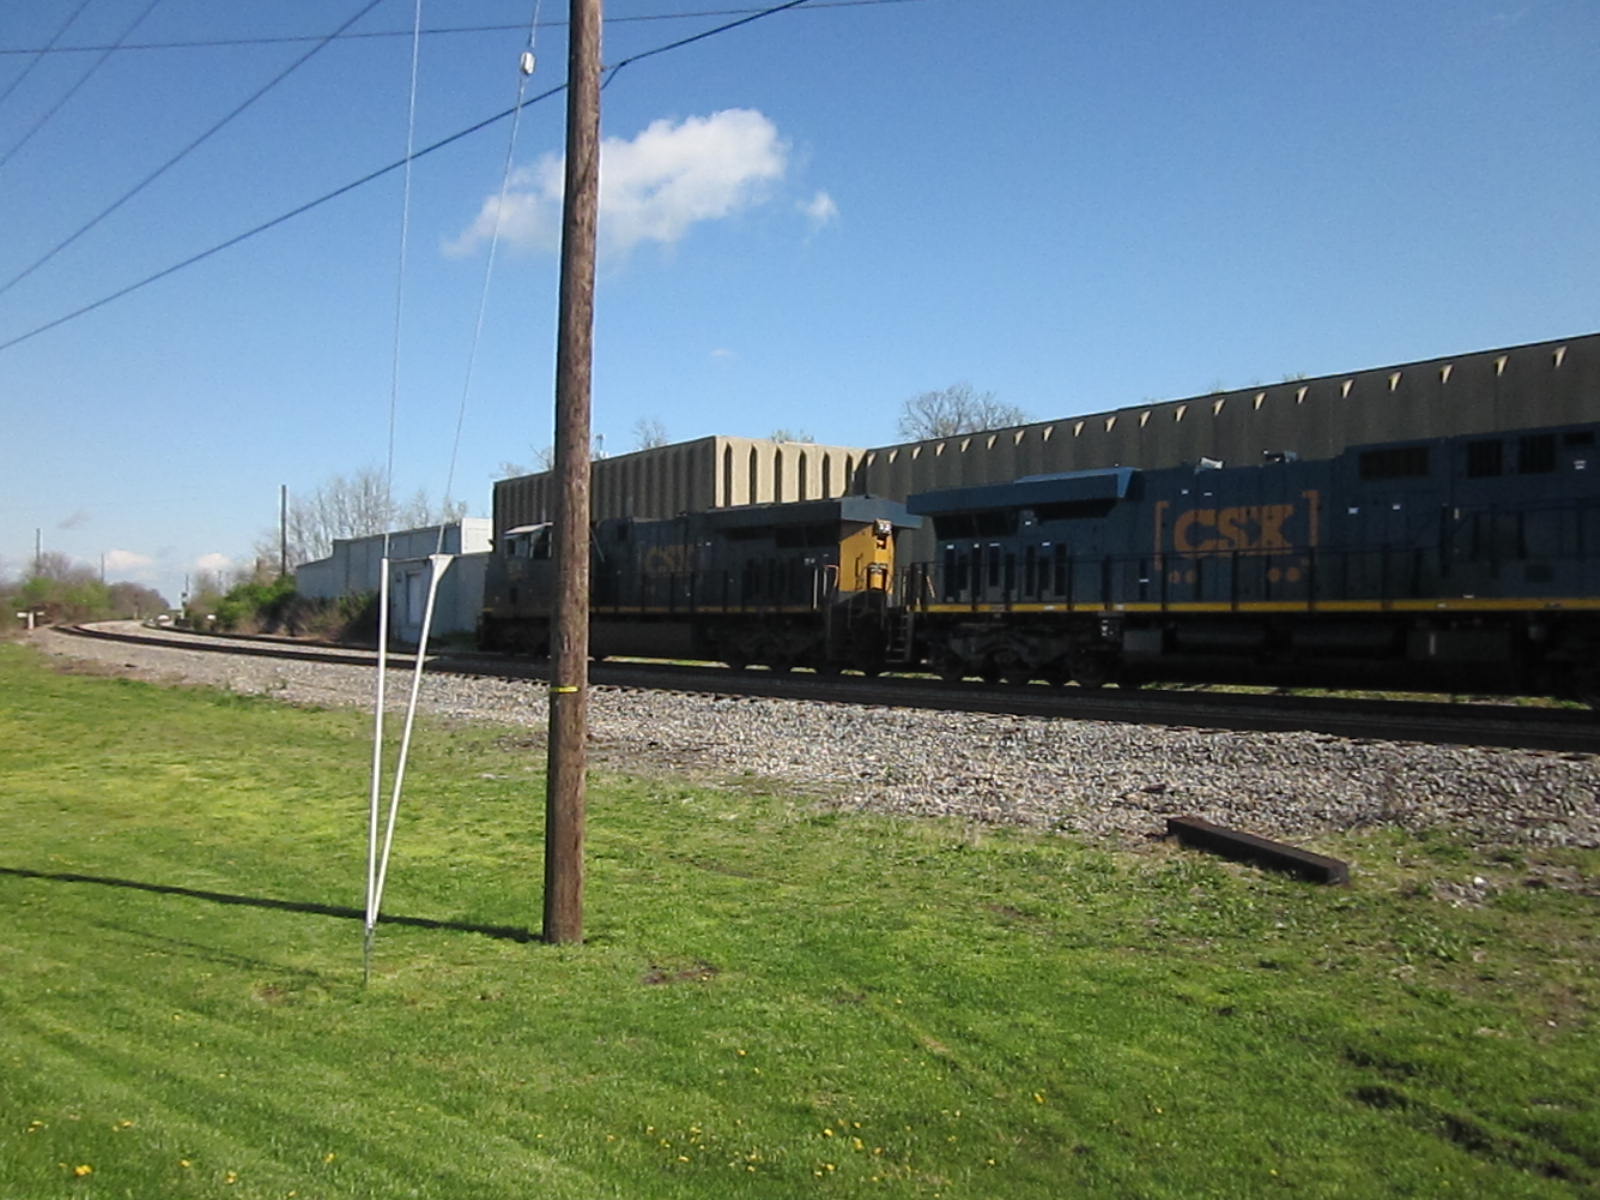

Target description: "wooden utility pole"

left=543, top=0, right=602, bottom=945
left=280, top=485, right=289, bottom=578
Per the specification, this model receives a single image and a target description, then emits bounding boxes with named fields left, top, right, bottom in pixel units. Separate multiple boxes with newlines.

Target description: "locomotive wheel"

left=931, top=650, right=967, bottom=683
left=1071, top=652, right=1111, bottom=690
left=1572, top=663, right=1600, bottom=710
left=813, top=661, right=842, bottom=677
left=724, top=656, right=749, bottom=671
left=1003, top=667, right=1034, bottom=686
left=979, top=664, right=1004, bottom=685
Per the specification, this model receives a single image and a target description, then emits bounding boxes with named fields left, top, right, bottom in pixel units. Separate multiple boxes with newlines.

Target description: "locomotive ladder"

left=886, top=607, right=916, bottom=664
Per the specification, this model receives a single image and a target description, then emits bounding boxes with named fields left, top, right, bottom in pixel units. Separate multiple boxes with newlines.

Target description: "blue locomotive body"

left=904, top=423, right=1600, bottom=698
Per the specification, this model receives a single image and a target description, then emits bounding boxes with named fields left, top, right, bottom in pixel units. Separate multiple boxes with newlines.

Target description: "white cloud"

left=800, top=190, right=839, bottom=229
left=104, top=549, right=156, bottom=580
left=194, top=552, right=233, bottom=575
left=447, top=109, right=789, bottom=260
left=710, top=347, right=736, bottom=362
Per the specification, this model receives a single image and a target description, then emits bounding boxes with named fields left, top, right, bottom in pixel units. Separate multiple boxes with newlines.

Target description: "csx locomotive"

left=905, top=421, right=1600, bottom=700
left=481, top=421, right=1600, bottom=703
left=479, top=495, right=922, bottom=674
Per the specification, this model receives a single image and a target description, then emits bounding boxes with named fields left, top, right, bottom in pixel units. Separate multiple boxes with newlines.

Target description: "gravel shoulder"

left=26, top=623, right=1600, bottom=853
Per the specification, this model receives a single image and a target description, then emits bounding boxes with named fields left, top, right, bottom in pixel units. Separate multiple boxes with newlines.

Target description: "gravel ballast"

left=29, top=624, right=1600, bottom=852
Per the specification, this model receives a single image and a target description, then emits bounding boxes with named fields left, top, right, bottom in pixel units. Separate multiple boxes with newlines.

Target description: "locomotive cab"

left=503, top=523, right=552, bottom=560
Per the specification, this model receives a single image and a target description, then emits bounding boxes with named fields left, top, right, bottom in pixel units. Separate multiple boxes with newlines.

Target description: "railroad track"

left=59, top=622, right=1600, bottom=755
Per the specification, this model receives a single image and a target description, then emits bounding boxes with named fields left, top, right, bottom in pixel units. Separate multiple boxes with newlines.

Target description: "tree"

left=0, top=552, right=170, bottom=626
left=496, top=435, right=610, bottom=479
left=769, top=428, right=814, bottom=443
left=631, top=417, right=670, bottom=451
left=268, top=468, right=469, bottom=568
left=107, top=581, right=169, bottom=618
left=496, top=446, right=555, bottom=478
left=896, top=383, right=1029, bottom=441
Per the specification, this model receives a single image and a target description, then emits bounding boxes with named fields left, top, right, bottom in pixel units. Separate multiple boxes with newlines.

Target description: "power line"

left=601, top=0, right=811, bottom=87
left=0, top=1, right=920, bottom=56
left=0, top=0, right=163, bottom=171
left=436, top=0, right=550, bottom=550
left=0, top=0, right=858, bottom=355
left=0, top=75, right=561, bottom=355
left=0, top=0, right=387, bottom=299
left=0, top=0, right=96, bottom=109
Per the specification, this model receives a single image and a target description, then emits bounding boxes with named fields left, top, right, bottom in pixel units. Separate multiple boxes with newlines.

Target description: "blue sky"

left=2, top=0, right=1596, bottom=606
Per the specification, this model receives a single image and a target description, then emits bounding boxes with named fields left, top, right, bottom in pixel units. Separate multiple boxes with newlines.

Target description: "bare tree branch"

left=631, top=416, right=670, bottom=451
left=896, top=382, right=1029, bottom=441
left=272, top=468, right=469, bottom=566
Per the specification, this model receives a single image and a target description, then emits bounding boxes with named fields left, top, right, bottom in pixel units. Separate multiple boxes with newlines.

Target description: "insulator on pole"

left=520, top=50, right=537, bottom=76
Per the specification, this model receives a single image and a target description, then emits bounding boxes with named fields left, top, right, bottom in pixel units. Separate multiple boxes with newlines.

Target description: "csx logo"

left=642, top=544, right=691, bottom=575
left=1172, top=504, right=1295, bottom=554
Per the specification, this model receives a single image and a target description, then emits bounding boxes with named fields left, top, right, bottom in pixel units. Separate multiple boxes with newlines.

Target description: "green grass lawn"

left=1, top=642, right=1596, bottom=1198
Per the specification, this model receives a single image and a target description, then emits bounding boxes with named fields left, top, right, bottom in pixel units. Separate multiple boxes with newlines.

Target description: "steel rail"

left=56, top=623, right=1600, bottom=754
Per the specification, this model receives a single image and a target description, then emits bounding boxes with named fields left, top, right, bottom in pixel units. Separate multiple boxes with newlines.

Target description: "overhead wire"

left=0, top=0, right=97, bottom=110
left=0, top=0, right=388, bottom=299
left=0, top=0, right=843, bottom=356
left=384, top=0, right=427, bottom=541
left=0, top=76, right=565, bottom=355
left=0, top=1, right=923, bottom=56
left=601, top=0, right=811, bottom=88
left=0, top=0, right=164, bottom=172
left=433, top=0, right=548, bottom=556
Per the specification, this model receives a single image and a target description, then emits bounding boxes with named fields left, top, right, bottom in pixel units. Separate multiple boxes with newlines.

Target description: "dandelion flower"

left=73, top=1165, right=93, bottom=1177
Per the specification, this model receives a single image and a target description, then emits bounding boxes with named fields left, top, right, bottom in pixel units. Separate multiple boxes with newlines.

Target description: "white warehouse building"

left=295, top=519, right=491, bottom=646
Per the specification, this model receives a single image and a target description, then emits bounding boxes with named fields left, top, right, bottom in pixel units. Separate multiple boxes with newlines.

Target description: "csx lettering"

left=1172, top=504, right=1294, bottom=553
left=642, top=544, right=691, bottom=575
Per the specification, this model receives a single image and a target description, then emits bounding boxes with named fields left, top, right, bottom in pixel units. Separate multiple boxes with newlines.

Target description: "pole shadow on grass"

left=0, top=866, right=537, bottom=943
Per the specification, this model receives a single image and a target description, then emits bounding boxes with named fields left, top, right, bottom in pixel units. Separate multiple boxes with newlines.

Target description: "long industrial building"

left=493, top=331, right=1598, bottom=544
left=495, top=436, right=869, bottom=534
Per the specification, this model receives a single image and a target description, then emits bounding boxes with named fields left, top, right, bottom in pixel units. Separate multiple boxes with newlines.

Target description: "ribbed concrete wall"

left=494, top=436, right=866, bottom=537
left=856, top=332, right=1597, bottom=563
left=856, top=332, right=1599, bottom=501
left=491, top=332, right=1598, bottom=553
